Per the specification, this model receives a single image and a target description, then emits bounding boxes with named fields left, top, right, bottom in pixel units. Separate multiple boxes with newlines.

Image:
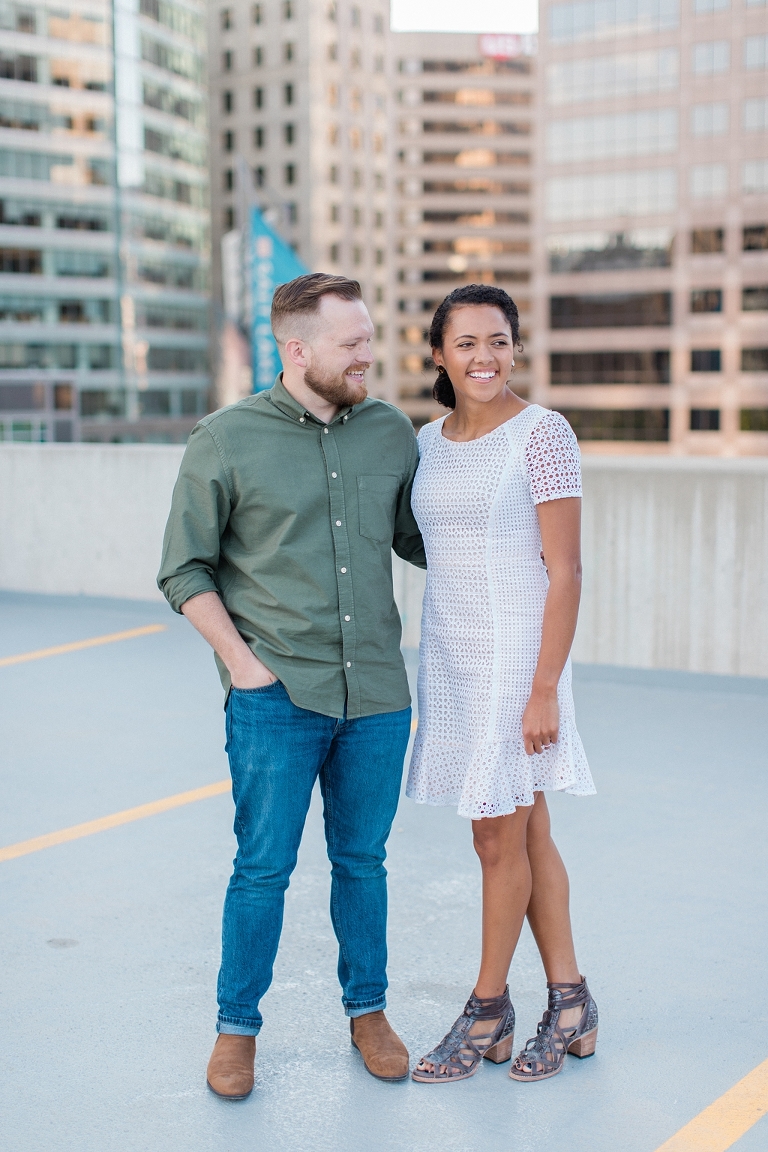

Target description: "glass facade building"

left=532, top=0, right=768, bottom=453
left=0, top=0, right=209, bottom=443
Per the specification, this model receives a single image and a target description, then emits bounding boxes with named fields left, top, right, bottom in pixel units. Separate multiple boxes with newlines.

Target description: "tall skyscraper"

left=0, top=0, right=210, bottom=444
left=390, top=31, right=536, bottom=426
left=532, top=0, right=768, bottom=455
left=209, top=0, right=392, bottom=402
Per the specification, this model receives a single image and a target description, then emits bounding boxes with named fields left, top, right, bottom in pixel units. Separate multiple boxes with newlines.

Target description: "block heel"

left=568, top=1026, right=597, bottom=1058
left=484, top=1030, right=515, bottom=1064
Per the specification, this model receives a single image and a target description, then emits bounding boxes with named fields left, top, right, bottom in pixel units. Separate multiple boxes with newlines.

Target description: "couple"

left=158, top=272, right=597, bottom=1098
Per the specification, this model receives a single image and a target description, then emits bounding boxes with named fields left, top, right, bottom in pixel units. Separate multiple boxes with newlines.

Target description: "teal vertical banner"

left=250, top=206, right=307, bottom=392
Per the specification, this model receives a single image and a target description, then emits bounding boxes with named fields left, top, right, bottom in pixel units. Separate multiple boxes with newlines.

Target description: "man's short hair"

left=271, top=272, right=362, bottom=344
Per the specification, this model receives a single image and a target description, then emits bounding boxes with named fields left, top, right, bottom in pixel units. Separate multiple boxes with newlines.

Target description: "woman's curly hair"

left=429, top=284, right=522, bottom=409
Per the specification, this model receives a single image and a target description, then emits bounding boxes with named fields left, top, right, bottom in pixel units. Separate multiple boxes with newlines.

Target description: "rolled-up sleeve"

left=392, top=433, right=427, bottom=569
left=157, top=424, right=233, bottom=613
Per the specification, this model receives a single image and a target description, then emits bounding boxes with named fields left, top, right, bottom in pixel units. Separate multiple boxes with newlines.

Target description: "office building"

left=0, top=0, right=210, bottom=443
left=391, top=31, right=536, bottom=426
left=209, top=0, right=392, bottom=401
left=532, top=0, right=768, bottom=454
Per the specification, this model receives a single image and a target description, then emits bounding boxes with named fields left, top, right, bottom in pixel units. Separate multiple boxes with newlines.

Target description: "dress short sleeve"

left=524, top=410, right=582, bottom=505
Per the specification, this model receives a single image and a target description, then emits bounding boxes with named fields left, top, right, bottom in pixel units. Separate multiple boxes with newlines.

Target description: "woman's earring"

left=511, top=360, right=515, bottom=367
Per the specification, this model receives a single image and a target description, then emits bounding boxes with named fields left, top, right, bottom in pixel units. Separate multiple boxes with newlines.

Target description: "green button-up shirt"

left=157, top=375, right=426, bottom=718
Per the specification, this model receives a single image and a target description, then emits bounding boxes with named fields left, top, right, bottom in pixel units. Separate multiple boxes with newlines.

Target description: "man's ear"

left=283, top=338, right=310, bottom=369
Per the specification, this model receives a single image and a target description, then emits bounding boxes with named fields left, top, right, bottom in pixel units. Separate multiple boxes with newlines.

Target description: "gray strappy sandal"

left=412, top=987, right=516, bottom=1083
left=509, top=977, right=598, bottom=1082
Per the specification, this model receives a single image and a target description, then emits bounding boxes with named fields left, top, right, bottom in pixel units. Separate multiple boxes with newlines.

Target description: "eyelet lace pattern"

left=406, top=406, right=596, bottom=820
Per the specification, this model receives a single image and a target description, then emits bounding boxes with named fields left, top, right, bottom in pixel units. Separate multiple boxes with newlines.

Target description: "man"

left=158, top=273, right=426, bottom=1098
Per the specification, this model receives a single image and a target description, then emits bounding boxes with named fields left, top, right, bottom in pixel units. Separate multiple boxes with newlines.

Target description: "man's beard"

left=304, top=362, right=368, bottom=407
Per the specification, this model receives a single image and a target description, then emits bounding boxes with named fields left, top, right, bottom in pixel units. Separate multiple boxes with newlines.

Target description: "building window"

left=741, top=408, right=768, bottom=431
left=287, top=202, right=298, bottom=223
left=254, top=126, right=265, bottom=148
left=139, top=390, right=171, bottom=417
left=284, top=83, right=294, bottom=105
left=375, top=211, right=384, bottom=228
left=745, top=35, right=768, bottom=71
left=744, top=224, right=768, bottom=250
left=691, top=349, right=721, bottom=371
left=744, top=97, right=768, bottom=132
left=353, top=169, right=362, bottom=188
left=690, top=164, right=727, bottom=199
left=547, top=49, right=680, bottom=107
left=253, top=166, right=266, bottom=187
left=285, top=163, right=296, bottom=185
left=547, top=229, right=673, bottom=272
left=351, top=47, right=361, bottom=69
left=375, top=172, right=385, bottom=191
left=284, top=42, right=295, bottom=62
left=327, top=1, right=336, bottom=20
left=329, top=165, right=339, bottom=183
left=691, top=102, right=729, bottom=136
left=252, top=2, right=263, bottom=23
left=222, top=50, right=234, bottom=71
left=692, top=41, right=729, bottom=74
left=550, top=350, right=671, bottom=385
left=547, top=109, right=678, bottom=164
left=283, top=0, right=293, bottom=17
left=744, top=161, right=768, bottom=195
left=330, top=243, right=340, bottom=262
left=254, top=46, right=264, bottom=66
left=223, top=90, right=234, bottom=113
left=353, top=246, right=362, bottom=265
left=224, top=206, right=235, bottom=230
left=223, top=130, right=235, bottom=151
left=352, top=206, right=362, bottom=227
left=254, top=86, right=264, bottom=109
left=54, top=383, right=73, bottom=409
left=375, top=286, right=384, bottom=303
left=374, top=13, right=383, bottom=33
left=741, top=347, right=768, bottom=371
left=221, top=8, right=233, bottom=29
left=351, top=4, right=360, bottom=25
left=692, top=227, right=724, bottom=253
left=546, top=169, right=677, bottom=222
left=329, top=203, right=340, bottom=222
left=328, top=123, right=339, bottom=144
left=284, top=123, right=295, bottom=144
left=550, top=293, right=673, bottom=328
left=328, top=42, right=338, bottom=61
left=375, top=249, right=384, bottom=265
left=743, top=286, right=768, bottom=310
left=549, top=0, right=679, bottom=45
left=224, top=169, right=234, bottom=191
left=690, top=289, right=722, bottom=313
left=690, top=409, right=720, bottom=431
left=557, top=408, right=670, bottom=441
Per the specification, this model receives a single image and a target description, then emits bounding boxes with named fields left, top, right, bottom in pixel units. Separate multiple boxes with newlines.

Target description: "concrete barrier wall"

left=1, top=444, right=766, bottom=676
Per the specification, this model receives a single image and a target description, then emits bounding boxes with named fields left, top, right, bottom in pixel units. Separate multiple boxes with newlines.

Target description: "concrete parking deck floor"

left=1, top=591, right=767, bottom=1152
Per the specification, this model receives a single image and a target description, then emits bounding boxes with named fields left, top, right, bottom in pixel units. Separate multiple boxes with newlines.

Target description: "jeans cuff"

left=217, top=1016, right=262, bottom=1036
left=344, top=996, right=387, bottom=1019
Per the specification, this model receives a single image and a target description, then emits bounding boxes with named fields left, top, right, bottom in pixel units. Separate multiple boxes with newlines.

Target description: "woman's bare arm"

left=521, top=497, right=582, bottom=755
left=181, top=591, right=277, bottom=688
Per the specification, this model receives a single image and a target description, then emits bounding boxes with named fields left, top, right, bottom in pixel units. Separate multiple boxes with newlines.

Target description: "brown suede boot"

left=206, top=1034, right=256, bottom=1099
left=350, top=1011, right=409, bottom=1081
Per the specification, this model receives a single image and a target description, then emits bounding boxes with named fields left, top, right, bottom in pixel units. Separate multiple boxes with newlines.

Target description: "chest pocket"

left=357, top=474, right=400, bottom=543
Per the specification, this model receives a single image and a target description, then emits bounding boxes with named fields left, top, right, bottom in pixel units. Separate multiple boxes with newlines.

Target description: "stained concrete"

left=1, top=591, right=767, bottom=1152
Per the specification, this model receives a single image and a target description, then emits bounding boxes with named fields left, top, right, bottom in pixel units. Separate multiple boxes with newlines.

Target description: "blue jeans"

left=217, top=680, right=411, bottom=1036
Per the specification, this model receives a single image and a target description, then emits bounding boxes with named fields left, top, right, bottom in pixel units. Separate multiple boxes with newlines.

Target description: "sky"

left=390, top=0, right=538, bottom=35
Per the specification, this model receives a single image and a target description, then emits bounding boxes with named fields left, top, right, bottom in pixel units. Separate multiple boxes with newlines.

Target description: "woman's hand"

left=522, top=685, right=559, bottom=755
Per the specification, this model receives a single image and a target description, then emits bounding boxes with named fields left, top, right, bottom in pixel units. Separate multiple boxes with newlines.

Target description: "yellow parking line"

left=0, top=780, right=231, bottom=863
left=0, top=624, right=167, bottom=667
left=654, top=1057, right=768, bottom=1151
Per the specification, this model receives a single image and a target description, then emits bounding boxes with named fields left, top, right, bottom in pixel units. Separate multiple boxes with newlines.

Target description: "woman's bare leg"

left=525, top=792, right=581, bottom=1027
left=473, top=806, right=535, bottom=998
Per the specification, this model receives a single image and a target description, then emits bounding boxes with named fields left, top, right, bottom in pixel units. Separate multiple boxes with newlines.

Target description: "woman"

left=407, top=284, right=597, bottom=1084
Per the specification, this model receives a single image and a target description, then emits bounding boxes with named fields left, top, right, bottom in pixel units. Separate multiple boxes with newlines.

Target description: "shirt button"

left=299, top=417, right=305, bottom=423
left=344, top=615, right=351, bottom=621
left=340, top=567, right=347, bottom=573
left=335, top=520, right=341, bottom=526
left=331, top=472, right=337, bottom=478
left=346, top=661, right=351, bottom=668
left=323, top=427, right=329, bottom=434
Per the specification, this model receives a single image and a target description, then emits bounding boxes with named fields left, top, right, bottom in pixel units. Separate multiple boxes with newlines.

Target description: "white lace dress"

left=406, top=405, right=596, bottom=820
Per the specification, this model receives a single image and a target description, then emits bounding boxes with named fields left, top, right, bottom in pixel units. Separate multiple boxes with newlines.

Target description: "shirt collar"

left=267, top=373, right=359, bottom=426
